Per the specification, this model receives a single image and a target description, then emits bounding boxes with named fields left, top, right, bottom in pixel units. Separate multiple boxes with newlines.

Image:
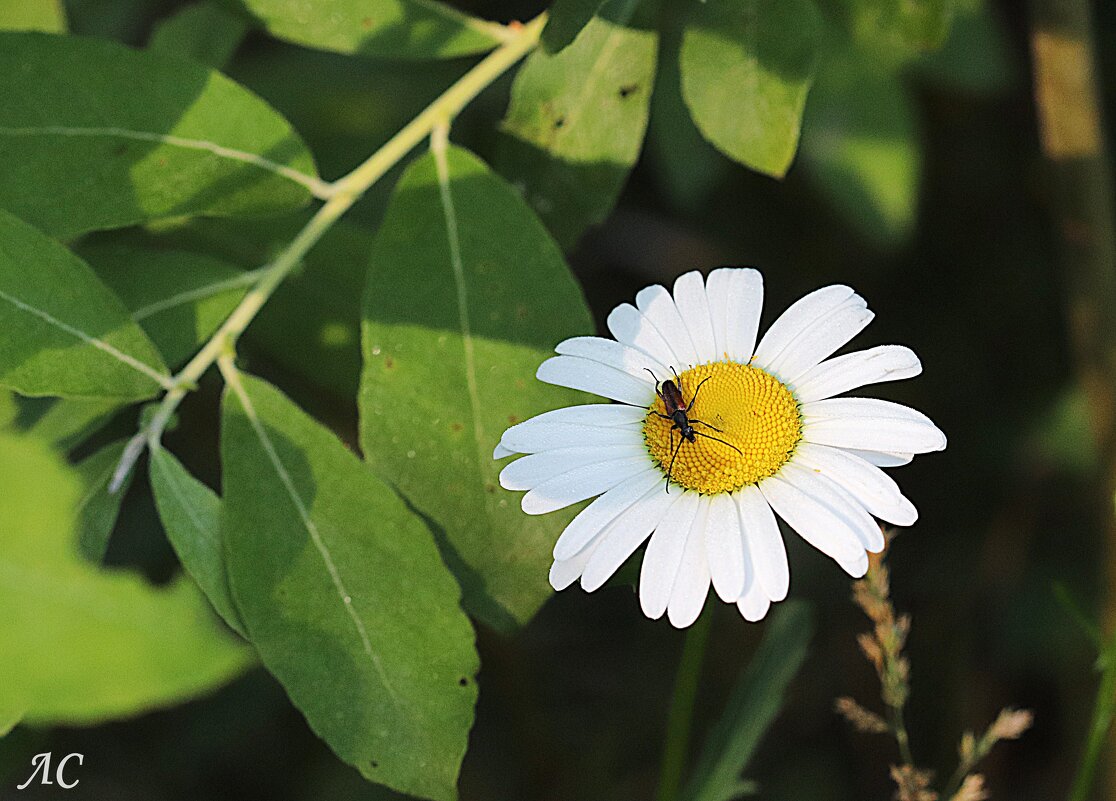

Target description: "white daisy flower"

left=494, top=269, right=946, bottom=627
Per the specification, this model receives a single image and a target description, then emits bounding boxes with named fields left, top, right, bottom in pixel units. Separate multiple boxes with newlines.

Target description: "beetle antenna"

left=689, top=417, right=724, bottom=433
left=665, top=431, right=684, bottom=493
left=687, top=376, right=712, bottom=409
left=644, top=367, right=662, bottom=397
left=694, top=430, right=743, bottom=455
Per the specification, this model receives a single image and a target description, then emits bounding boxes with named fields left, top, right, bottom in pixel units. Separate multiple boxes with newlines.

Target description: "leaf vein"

left=0, top=126, right=330, bottom=199
left=0, top=287, right=173, bottom=390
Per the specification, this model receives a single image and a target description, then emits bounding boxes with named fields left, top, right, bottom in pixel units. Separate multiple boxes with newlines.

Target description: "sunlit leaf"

left=497, top=4, right=657, bottom=248
left=0, top=210, right=169, bottom=400
left=0, top=709, right=21, bottom=738
left=222, top=372, right=478, bottom=801
left=149, top=1, right=250, bottom=69
left=843, top=0, right=957, bottom=60
left=149, top=446, right=247, bottom=637
left=233, top=0, right=507, bottom=60
left=361, top=144, right=592, bottom=629
left=0, top=0, right=65, bottom=32
left=799, top=48, right=921, bottom=248
left=682, top=602, right=814, bottom=801
left=0, top=430, right=253, bottom=724
left=679, top=0, right=821, bottom=178
left=75, top=439, right=132, bottom=562
left=79, top=243, right=252, bottom=368
left=0, top=32, right=319, bottom=238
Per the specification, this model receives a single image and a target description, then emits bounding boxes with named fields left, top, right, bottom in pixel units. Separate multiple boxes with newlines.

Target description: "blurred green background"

left=2, top=0, right=1114, bottom=799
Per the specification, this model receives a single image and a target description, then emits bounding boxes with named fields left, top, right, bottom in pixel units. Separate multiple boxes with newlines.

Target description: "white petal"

left=802, top=398, right=947, bottom=454
left=735, top=485, right=789, bottom=602
left=607, top=302, right=683, bottom=368
left=493, top=442, right=515, bottom=459
left=504, top=403, right=646, bottom=434
left=794, top=443, right=917, bottom=526
left=847, top=449, right=914, bottom=467
left=554, top=468, right=665, bottom=560
left=500, top=420, right=642, bottom=454
left=537, top=356, right=656, bottom=406
left=556, top=336, right=670, bottom=379
left=759, top=475, right=869, bottom=577
left=550, top=538, right=601, bottom=590
left=780, top=463, right=886, bottom=552
left=500, top=443, right=649, bottom=491
left=521, top=456, right=648, bottom=515
left=707, top=267, right=763, bottom=362
left=705, top=493, right=745, bottom=602
left=667, top=500, right=712, bottom=628
left=672, top=271, right=718, bottom=364
left=765, top=297, right=874, bottom=384
left=636, top=284, right=700, bottom=369
left=792, top=345, right=922, bottom=403
left=752, top=285, right=854, bottom=369
left=736, top=555, right=771, bottom=623
left=640, top=491, right=701, bottom=619
left=581, top=486, right=678, bottom=592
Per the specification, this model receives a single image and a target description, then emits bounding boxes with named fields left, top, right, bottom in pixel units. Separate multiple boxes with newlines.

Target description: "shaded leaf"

left=679, top=0, right=821, bottom=178
left=149, top=446, right=247, bottom=637
left=360, top=145, right=593, bottom=629
left=497, top=4, right=657, bottom=248
left=75, top=440, right=133, bottom=562
left=914, top=0, right=1013, bottom=94
left=0, top=0, right=65, bottom=32
left=79, top=243, right=252, bottom=368
left=799, top=48, right=921, bottom=248
left=0, top=32, right=319, bottom=238
left=682, top=602, right=814, bottom=801
left=0, top=430, right=253, bottom=724
left=222, top=372, right=478, bottom=801
left=15, top=396, right=124, bottom=450
left=647, top=2, right=727, bottom=211
left=149, top=1, right=251, bottom=69
left=541, top=0, right=603, bottom=53
left=234, top=0, right=507, bottom=60
left=0, top=210, right=169, bottom=400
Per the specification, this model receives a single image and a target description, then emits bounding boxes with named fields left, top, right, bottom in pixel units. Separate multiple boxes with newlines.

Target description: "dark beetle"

left=645, top=368, right=743, bottom=492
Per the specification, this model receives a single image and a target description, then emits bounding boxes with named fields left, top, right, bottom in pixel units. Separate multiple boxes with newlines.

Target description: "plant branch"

left=108, top=13, right=547, bottom=492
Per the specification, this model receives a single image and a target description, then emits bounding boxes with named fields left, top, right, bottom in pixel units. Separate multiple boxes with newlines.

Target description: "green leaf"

left=0, top=210, right=170, bottom=400
left=679, top=0, right=822, bottom=178
left=79, top=243, right=252, bottom=368
left=497, top=5, right=657, bottom=248
left=149, top=446, right=247, bottom=638
left=842, top=0, right=957, bottom=60
left=360, top=144, right=593, bottom=629
left=0, top=709, right=20, bottom=737
left=799, top=48, right=920, bottom=248
left=15, top=396, right=124, bottom=450
left=0, top=32, right=319, bottom=239
left=222, top=371, right=478, bottom=801
left=0, top=0, right=65, bottom=32
left=682, top=602, right=814, bottom=801
left=0, top=430, right=253, bottom=724
left=149, top=1, right=251, bottom=69
left=75, top=440, right=133, bottom=562
left=541, top=0, right=604, bottom=53
left=234, top=0, right=507, bottom=60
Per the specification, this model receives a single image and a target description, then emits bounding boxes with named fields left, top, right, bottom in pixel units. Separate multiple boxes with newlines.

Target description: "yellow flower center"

left=643, top=361, right=802, bottom=495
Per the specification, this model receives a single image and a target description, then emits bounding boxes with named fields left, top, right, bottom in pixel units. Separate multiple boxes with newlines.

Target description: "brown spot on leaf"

left=384, top=356, right=394, bottom=369
left=507, top=414, right=519, bottom=424
left=361, top=16, right=373, bottom=28
left=451, top=422, right=464, bottom=432
left=619, top=83, right=639, bottom=98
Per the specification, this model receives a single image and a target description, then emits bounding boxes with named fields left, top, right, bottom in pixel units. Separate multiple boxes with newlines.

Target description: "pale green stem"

left=108, top=13, right=547, bottom=491
left=1069, top=647, right=1116, bottom=801
left=656, top=609, right=713, bottom=801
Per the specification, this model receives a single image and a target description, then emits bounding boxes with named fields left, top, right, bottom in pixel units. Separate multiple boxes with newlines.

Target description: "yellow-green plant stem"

left=656, top=609, right=713, bottom=801
left=109, top=13, right=546, bottom=491
left=1070, top=646, right=1116, bottom=801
